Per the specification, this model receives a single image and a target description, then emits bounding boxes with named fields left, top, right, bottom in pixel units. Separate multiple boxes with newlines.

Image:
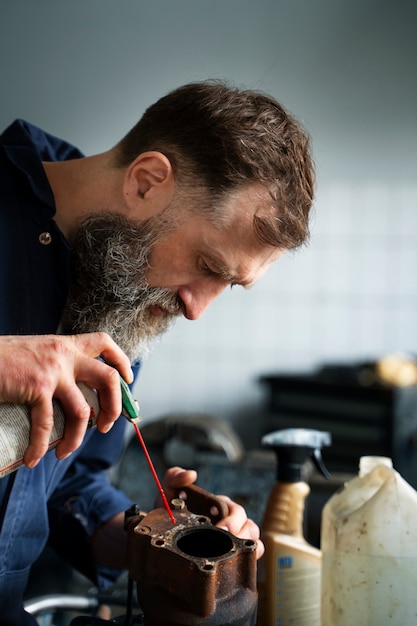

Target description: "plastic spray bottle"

left=256, top=428, right=331, bottom=626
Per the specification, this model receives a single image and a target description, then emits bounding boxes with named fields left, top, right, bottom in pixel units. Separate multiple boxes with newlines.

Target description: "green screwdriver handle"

left=120, top=375, right=141, bottom=423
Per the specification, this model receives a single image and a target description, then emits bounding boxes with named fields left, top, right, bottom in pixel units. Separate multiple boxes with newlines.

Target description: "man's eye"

left=200, top=261, right=213, bottom=274
left=200, top=261, right=218, bottom=277
left=200, top=259, right=235, bottom=285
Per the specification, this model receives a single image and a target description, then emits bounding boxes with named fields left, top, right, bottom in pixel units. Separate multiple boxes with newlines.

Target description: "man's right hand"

left=0, top=332, right=133, bottom=468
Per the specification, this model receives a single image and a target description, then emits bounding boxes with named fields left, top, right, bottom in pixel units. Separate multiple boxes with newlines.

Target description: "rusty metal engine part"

left=125, top=484, right=258, bottom=626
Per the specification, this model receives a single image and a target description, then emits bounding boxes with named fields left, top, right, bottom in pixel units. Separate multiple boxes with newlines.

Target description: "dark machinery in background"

left=259, top=357, right=417, bottom=488
left=258, top=358, right=417, bottom=546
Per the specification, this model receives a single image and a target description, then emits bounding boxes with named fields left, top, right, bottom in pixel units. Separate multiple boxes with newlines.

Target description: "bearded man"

left=0, top=80, right=314, bottom=623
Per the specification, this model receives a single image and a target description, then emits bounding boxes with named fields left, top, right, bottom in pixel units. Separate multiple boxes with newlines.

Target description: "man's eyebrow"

left=206, top=254, right=253, bottom=288
left=209, top=257, right=234, bottom=281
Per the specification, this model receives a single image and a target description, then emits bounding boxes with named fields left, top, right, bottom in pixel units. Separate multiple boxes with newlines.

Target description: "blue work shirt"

left=0, top=120, right=137, bottom=624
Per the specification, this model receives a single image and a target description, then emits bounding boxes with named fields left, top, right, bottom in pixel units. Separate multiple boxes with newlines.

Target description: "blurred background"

left=1, top=0, right=416, bottom=442
left=2, top=0, right=417, bottom=617
left=2, top=0, right=417, bottom=462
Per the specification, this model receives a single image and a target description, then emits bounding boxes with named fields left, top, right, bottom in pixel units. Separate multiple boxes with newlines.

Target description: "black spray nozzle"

left=262, top=428, right=332, bottom=482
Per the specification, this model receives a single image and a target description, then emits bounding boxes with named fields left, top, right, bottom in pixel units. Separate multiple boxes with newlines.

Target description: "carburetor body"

left=125, top=485, right=258, bottom=626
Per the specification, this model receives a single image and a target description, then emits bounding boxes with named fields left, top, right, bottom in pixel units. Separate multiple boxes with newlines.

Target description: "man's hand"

left=160, top=466, right=265, bottom=559
left=0, top=333, right=133, bottom=468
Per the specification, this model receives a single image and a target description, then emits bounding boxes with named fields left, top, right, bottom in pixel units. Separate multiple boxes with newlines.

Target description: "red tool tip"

left=133, top=422, right=176, bottom=524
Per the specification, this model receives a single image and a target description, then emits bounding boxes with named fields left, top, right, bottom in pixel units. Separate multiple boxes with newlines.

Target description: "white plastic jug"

left=321, top=456, right=417, bottom=625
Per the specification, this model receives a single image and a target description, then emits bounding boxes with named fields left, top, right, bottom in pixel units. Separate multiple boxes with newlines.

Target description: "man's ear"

left=123, top=151, right=175, bottom=217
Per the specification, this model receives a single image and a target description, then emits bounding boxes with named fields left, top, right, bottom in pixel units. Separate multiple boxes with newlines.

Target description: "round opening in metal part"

left=176, top=528, right=233, bottom=558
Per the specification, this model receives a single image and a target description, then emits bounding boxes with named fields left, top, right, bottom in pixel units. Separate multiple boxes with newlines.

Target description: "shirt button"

left=39, top=231, right=52, bottom=245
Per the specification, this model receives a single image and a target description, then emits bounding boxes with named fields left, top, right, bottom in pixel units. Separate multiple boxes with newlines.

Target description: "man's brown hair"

left=115, top=80, right=315, bottom=250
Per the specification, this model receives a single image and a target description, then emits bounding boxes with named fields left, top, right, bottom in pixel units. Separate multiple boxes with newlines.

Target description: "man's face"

left=145, top=185, right=284, bottom=319
left=63, top=185, right=283, bottom=362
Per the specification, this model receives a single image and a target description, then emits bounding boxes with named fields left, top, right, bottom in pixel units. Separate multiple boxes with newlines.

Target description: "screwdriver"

left=120, top=375, right=176, bottom=524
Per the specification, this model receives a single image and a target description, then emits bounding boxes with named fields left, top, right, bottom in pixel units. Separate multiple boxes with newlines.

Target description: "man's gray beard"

left=61, top=213, right=182, bottom=362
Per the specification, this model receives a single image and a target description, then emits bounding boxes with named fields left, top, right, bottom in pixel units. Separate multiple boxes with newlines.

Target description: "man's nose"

left=177, top=280, right=228, bottom=320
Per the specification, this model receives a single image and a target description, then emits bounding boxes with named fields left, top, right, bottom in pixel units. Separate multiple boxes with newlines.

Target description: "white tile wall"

left=135, top=182, right=417, bottom=446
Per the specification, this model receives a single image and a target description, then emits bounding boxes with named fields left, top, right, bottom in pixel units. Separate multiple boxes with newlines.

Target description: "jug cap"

left=359, top=456, right=393, bottom=477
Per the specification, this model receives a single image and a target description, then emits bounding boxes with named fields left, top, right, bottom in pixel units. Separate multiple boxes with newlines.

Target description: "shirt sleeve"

left=47, top=418, right=134, bottom=588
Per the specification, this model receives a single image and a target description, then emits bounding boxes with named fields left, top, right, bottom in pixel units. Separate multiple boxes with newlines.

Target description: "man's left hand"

left=160, top=466, right=264, bottom=559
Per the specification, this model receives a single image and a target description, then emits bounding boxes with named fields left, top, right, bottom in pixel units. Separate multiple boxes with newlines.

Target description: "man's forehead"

left=204, top=226, right=284, bottom=289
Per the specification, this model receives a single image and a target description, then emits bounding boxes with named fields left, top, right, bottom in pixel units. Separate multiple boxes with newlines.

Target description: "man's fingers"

left=71, top=332, right=133, bottom=383
left=162, top=467, right=198, bottom=488
left=54, top=384, right=94, bottom=459
left=157, top=467, right=198, bottom=506
left=74, top=357, right=123, bottom=434
left=214, top=495, right=265, bottom=560
left=23, top=398, right=55, bottom=468
left=0, top=333, right=134, bottom=468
